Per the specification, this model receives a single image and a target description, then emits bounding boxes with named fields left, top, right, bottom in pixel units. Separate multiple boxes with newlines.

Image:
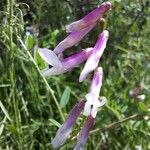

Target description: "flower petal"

left=83, top=68, right=106, bottom=118
left=73, top=115, right=95, bottom=150
left=136, top=94, right=145, bottom=101
left=53, top=24, right=95, bottom=55
left=66, top=2, right=112, bottom=32
left=79, top=30, right=109, bottom=82
left=41, top=67, right=65, bottom=76
left=90, top=97, right=107, bottom=118
left=38, top=48, right=62, bottom=68
left=52, top=100, right=86, bottom=149
left=62, top=48, right=93, bottom=70
left=89, top=67, right=103, bottom=97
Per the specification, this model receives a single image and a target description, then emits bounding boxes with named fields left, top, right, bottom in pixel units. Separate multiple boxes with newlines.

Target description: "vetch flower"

left=74, top=67, right=106, bottom=150
left=52, top=100, right=86, bottom=149
left=73, top=115, right=95, bottom=150
left=38, top=47, right=93, bottom=76
left=79, top=30, right=109, bottom=82
left=136, top=94, right=145, bottom=101
left=83, top=67, right=106, bottom=118
left=54, top=23, right=96, bottom=55
left=129, top=84, right=145, bottom=101
left=66, top=2, right=112, bottom=32
left=51, top=67, right=106, bottom=149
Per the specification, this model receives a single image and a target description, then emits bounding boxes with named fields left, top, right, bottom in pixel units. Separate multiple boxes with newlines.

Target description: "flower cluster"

left=38, top=1, right=112, bottom=149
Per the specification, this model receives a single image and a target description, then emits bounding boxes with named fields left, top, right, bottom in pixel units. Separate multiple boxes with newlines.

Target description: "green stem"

left=7, top=0, right=23, bottom=149
left=18, top=37, right=65, bottom=121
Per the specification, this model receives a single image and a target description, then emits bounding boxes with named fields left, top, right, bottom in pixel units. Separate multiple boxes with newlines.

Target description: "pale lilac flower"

left=66, top=2, right=112, bottom=32
left=51, top=67, right=106, bottom=149
left=83, top=67, right=107, bottom=118
left=136, top=94, right=145, bottom=101
left=74, top=67, right=106, bottom=150
left=53, top=23, right=96, bottom=55
left=74, top=115, right=95, bottom=150
left=129, top=85, right=142, bottom=97
left=129, top=84, right=145, bottom=101
left=79, top=30, right=109, bottom=82
left=52, top=100, right=86, bottom=149
left=38, top=47, right=93, bottom=76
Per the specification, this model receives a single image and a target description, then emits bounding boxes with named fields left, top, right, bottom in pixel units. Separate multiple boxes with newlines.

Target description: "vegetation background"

left=0, top=0, right=150, bottom=149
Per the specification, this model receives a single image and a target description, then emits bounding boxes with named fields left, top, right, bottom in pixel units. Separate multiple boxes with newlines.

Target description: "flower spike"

left=79, top=30, right=109, bottom=82
left=66, top=2, right=112, bottom=32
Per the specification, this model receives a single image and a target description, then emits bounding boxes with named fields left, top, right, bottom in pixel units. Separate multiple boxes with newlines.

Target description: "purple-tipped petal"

left=83, top=67, right=106, bottom=118
left=66, top=2, right=112, bottom=32
left=41, top=48, right=93, bottom=76
left=38, top=48, right=62, bottom=68
left=74, top=115, right=95, bottom=150
left=52, top=100, right=86, bottom=149
left=89, top=67, right=103, bottom=97
left=79, top=30, right=109, bottom=82
left=54, top=24, right=96, bottom=55
left=62, top=48, right=93, bottom=70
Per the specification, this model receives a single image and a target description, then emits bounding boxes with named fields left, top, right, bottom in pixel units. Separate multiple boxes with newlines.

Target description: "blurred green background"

left=0, top=0, right=150, bottom=149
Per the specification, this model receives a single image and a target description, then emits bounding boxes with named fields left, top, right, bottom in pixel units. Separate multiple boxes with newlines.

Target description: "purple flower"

left=38, top=48, right=93, bottom=76
left=73, top=67, right=106, bottom=150
left=53, top=23, right=96, bottom=55
left=74, top=115, right=95, bottom=150
left=66, top=2, right=112, bottom=32
left=83, top=67, right=107, bottom=118
left=51, top=67, right=106, bottom=149
left=79, top=30, right=109, bottom=82
left=52, top=100, right=86, bottom=149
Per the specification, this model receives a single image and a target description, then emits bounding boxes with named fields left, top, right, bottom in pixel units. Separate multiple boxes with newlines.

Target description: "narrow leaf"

left=25, top=35, right=34, bottom=50
left=60, top=87, right=70, bottom=109
left=49, top=119, right=61, bottom=127
left=139, top=102, right=147, bottom=112
left=0, top=100, right=12, bottom=121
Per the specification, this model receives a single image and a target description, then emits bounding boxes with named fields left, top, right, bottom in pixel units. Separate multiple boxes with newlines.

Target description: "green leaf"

left=60, top=87, right=70, bottom=109
left=6, top=125, right=18, bottom=135
left=35, top=50, right=46, bottom=69
left=0, top=100, right=12, bottom=121
left=25, top=35, right=34, bottom=50
left=49, top=119, right=61, bottom=127
left=106, top=105, right=121, bottom=120
left=139, top=102, right=148, bottom=112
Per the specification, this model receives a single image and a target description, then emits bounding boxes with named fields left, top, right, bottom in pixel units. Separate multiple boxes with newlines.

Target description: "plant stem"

left=18, top=37, right=65, bottom=121
left=7, top=0, right=23, bottom=149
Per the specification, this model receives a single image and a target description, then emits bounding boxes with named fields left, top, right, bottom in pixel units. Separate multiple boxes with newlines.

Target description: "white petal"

left=136, top=94, right=145, bottom=101
left=84, top=94, right=107, bottom=118
left=38, top=48, right=62, bottom=68
left=98, top=96, right=107, bottom=107
left=85, top=93, right=95, bottom=102
left=41, top=67, right=65, bottom=76
left=90, top=106, right=98, bottom=118
left=83, top=101, right=92, bottom=117
left=79, top=56, right=97, bottom=82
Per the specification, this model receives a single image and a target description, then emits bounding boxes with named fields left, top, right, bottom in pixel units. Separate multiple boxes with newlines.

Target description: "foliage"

left=0, top=0, right=150, bottom=149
